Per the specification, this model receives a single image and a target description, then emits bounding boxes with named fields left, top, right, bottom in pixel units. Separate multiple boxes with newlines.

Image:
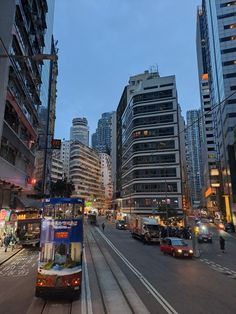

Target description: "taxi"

left=160, top=237, right=193, bottom=258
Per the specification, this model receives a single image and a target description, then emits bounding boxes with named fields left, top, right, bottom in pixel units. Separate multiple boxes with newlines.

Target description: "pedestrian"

left=3, top=234, right=11, bottom=252
left=219, top=236, right=225, bottom=253
left=102, top=222, right=105, bottom=232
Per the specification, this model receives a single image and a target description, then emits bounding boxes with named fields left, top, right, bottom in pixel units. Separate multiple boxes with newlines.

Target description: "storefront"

left=0, top=209, right=18, bottom=239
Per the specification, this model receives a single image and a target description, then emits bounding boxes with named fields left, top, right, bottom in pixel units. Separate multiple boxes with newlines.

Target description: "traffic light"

left=51, top=139, right=61, bottom=149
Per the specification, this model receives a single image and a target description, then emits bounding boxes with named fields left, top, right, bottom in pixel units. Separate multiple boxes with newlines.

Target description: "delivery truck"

left=130, top=216, right=161, bottom=244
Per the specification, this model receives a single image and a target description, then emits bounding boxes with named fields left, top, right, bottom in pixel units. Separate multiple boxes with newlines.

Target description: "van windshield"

left=146, top=224, right=160, bottom=231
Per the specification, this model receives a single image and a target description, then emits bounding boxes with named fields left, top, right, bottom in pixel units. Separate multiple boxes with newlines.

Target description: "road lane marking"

left=200, top=258, right=236, bottom=280
left=96, top=228, right=178, bottom=314
left=81, top=248, right=93, bottom=314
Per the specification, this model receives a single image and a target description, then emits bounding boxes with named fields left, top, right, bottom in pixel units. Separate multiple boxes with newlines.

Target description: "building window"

left=133, top=89, right=173, bottom=103
left=222, top=60, right=236, bottom=66
left=218, top=12, right=236, bottom=19
left=224, top=23, right=236, bottom=29
left=224, top=73, right=236, bottom=78
left=220, top=1, right=236, bottom=7
left=222, top=47, right=236, bottom=54
left=220, top=35, right=236, bottom=42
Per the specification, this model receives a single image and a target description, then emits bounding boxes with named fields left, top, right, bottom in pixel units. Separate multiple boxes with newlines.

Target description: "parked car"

left=160, top=237, right=193, bottom=258
left=116, top=220, right=127, bottom=230
left=224, top=223, right=235, bottom=233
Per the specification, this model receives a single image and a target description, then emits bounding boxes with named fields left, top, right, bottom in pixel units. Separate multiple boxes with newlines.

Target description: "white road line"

left=82, top=248, right=93, bottom=314
left=96, top=228, right=178, bottom=314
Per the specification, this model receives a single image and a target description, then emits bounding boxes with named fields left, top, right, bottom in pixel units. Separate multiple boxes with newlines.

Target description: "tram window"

left=43, top=205, right=54, bottom=217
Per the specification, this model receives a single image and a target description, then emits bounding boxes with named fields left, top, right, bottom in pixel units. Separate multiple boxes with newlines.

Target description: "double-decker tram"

left=35, top=198, right=84, bottom=300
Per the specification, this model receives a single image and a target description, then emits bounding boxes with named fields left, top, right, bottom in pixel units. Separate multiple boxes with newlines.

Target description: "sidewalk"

left=0, top=245, right=22, bottom=265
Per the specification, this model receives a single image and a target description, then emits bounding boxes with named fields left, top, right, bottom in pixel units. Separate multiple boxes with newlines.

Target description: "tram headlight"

left=71, top=278, right=80, bottom=286
left=37, top=278, right=46, bottom=286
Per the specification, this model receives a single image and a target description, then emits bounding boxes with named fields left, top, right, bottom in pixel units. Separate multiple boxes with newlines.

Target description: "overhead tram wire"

left=178, top=89, right=236, bottom=139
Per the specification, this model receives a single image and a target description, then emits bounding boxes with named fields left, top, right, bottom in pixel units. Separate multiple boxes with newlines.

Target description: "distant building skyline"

left=70, top=117, right=89, bottom=146
left=92, top=112, right=115, bottom=154
left=185, top=110, right=203, bottom=207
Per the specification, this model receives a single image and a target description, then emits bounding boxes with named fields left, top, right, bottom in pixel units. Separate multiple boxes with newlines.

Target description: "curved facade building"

left=117, top=70, right=185, bottom=217
left=70, top=141, right=104, bottom=209
left=70, top=117, right=89, bottom=146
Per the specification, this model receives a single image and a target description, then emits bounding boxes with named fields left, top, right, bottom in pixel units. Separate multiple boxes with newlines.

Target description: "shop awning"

left=15, top=197, right=42, bottom=209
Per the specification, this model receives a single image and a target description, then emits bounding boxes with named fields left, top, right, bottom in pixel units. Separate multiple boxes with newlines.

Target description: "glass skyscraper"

left=92, top=112, right=115, bottom=155
left=185, top=110, right=203, bottom=207
left=198, top=0, right=236, bottom=222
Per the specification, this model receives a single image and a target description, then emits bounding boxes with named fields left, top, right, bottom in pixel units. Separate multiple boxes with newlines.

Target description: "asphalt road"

left=0, top=248, right=38, bottom=314
left=98, top=219, right=236, bottom=314
left=1, top=221, right=235, bottom=314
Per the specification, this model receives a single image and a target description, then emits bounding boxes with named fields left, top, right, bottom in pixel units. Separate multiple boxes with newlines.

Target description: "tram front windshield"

left=43, top=203, right=83, bottom=219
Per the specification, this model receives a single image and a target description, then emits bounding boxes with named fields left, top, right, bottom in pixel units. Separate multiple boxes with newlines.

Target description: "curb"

left=0, top=248, right=23, bottom=266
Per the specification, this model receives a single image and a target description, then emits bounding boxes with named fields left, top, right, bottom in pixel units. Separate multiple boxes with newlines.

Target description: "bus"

left=35, top=197, right=84, bottom=300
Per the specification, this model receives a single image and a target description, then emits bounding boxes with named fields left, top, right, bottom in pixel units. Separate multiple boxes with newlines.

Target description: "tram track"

left=85, top=225, right=149, bottom=314
left=27, top=297, right=76, bottom=314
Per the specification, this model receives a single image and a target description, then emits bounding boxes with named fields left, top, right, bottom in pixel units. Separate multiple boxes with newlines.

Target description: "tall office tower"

left=110, top=111, right=117, bottom=201
left=70, top=117, right=89, bottom=146
left=116, top=70, right=186, bottom=218
left=196, top=5, right=219, bottom=213
left=198, top=1, right=236, bottom=222
left=185, top=110, right=203, bottom=207
left=70, top=141, right=104, bottom=209
left=99, top=153, right=113, bottom=211
left=92, top=112, right=115, bottom=154
left=0, top=0, right=54, bottom=207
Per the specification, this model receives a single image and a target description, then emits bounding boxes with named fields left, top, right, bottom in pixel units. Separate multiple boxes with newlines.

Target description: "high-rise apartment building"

left=70, top=141, right=104, bottom=209
left=51, top=154, right=63, bottom=183
left=116, top=70, right=186, bottom=218
left=60, top=140, right=71, bottom=179
left=185, top=110, right=203, bottom=207
left=92, top=112, right=115, bottom=154
left=99, top=153, right=113, bottom=211
left=198, top=1, right=236, bottom=222
left=70, top=117, right=89, bottom=146
left=0, top=0, right=55, bottom=207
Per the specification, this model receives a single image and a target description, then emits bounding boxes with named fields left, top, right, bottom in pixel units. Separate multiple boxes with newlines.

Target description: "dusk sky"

left=54, top=0, right=201, bottom=141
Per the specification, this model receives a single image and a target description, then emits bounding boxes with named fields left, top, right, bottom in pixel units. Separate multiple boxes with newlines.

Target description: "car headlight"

left=177, top=249, right=182, bottom=253
left=189, top=249, right=193, bottom=253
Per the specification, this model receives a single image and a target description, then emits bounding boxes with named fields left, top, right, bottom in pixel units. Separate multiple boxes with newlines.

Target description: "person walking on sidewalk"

left=3, top=234, right=11, bottom=252
left=102, top=222, right=105, bottom=232
left=219, top=236, right=225, bottom=253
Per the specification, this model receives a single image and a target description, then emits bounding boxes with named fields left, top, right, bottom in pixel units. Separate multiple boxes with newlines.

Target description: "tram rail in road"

left=94, top=226, right=179, bottom=314
left=86, top=227, right=150, bottom=314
